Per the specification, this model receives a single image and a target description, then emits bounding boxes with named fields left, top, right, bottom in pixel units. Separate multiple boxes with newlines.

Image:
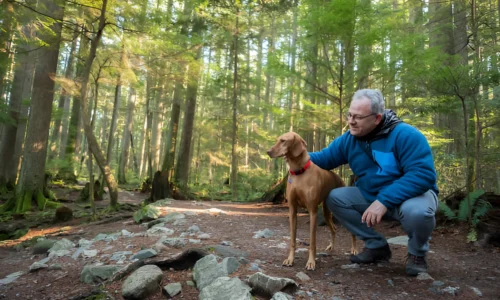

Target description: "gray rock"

left=146, top=226, right=175, bottom=236
left=48, top=238, right=75, bottom=253
left=164, top=282, right=182, bottom=297
left=80, top=265, right=123, bottom=283
left=432, top=280, right=445, bottom=287
left=416, top=272, right=434, bottom=281
left=121, top=229, right=132, bottom=237
left=161, top=238, right=188, bottom=248
left=161, top=212, right=186, bottom=223
left=83, top=249, right=98, bottom=258
left=193, top=254, right=226, bottom=290
left=189, top=239, right=201, bottom=244
left=122, top=265, right=164, bottom=299
left=78, top=238, right=93, bottom=248
left=253, top=228, right=274, bottom=238
left=0, top=271, right=24, bottom=285
left=442, top=286, right=460, bottom=296
left=220, top=241, right=233, bottom=246
left=29, top=261, right=48, bottom=272
left=199, top=277, right=252, bottom=300
left=248, top=263, right=262, bottom=272
left=203, top=245, right=248, bottom=258
left=188, top=225, right=200, bottom=233
left=110, top=251, right=133, bottom=262
left=238, top=257, right=249, bottom=265
left=186, top=280, right=195, bottom=287
left=248, top=272, right=298, bottom=296
left=205, top=208, right=226, bottom=215
left=151, top=222, right=165, bottom=228
left=173, top=219, right=186, bottom=226
left=341, top=263, right=360, bottom=269
left=132, top=249, right=157, bottom=260
left=470, top=287, right=482, bottom=297
left=296, top=272, right=310, bottom=281
left=222, top=257, right=240, bottom=275
left=48, top=264, right=63, bottom=271
left=93, top=233, right=120, bottom=242
left=32, top=239, right=57, bottom=254
left=198, top=233, right=211, bottom=240
left=150, top=199, right=172, bottom=207
left=272, top=292, right=294, bottom=300
left=387, top=236, right=409, bottom=246
left=48, top=249, right=71, bottom=258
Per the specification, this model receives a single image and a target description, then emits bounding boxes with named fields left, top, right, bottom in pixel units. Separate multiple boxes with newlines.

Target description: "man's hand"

left=362, top=200, right=388, bottom=227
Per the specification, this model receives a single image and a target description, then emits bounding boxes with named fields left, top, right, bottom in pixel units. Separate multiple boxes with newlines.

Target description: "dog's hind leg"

left=323, top=202, right=337, bottom=252
left=283, top=201, right=297, bottom=267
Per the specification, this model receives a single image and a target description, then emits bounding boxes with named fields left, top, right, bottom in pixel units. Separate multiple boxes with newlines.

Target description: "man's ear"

left=291, top=136, right=307, bottom=157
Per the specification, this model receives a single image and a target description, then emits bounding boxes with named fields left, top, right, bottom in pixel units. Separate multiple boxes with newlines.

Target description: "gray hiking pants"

left=326, top=187, right=438, bottom=256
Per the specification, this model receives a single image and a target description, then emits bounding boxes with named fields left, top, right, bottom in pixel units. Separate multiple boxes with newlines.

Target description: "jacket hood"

left=355, top=109, right=402, bottom=141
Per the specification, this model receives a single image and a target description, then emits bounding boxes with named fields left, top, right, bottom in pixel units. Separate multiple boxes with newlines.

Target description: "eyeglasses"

left=345, top=112, right=377, bottom=121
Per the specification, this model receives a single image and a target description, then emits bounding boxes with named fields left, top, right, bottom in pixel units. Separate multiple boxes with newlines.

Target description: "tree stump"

left=149, top=170, right=171, bottom=203
left=78, top=180, right=103, bottom=202
left=258, top=175, right=287, bottom=204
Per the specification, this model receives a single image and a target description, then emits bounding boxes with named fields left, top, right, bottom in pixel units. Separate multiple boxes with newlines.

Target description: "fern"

left=467, top=228, right=477, bottom=243
left=438, top=201, right=457, bottom=220
left=457, top=189, right=485, bottom=221
left=471, top=199, right=492, bottom=227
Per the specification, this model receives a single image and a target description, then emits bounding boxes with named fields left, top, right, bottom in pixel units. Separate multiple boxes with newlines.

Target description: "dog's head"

left=267, top=132, right=307, bottom=159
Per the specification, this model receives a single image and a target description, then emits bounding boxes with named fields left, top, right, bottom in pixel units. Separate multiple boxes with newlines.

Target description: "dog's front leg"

left=323, top=202, right=337, bottom=252
left=283, top=204, right=297, bottom=267
left=306, top=209, right=317, bottom=270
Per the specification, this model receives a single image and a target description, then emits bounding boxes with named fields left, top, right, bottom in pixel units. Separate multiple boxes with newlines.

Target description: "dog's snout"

left=266, top=149, right=273, bottom=157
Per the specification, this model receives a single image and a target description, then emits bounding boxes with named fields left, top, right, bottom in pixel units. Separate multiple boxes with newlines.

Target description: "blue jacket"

left=309, top=110, right=438, bottom=210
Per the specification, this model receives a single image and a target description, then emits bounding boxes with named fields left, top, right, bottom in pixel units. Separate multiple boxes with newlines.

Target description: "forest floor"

left=0, top=185, right=499, bottom=300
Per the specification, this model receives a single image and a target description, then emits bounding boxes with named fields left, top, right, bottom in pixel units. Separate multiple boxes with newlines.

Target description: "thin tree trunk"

left=107, top=47, right=124, bottom=169
left=0, top=1, right=14, bottom=100
left=118, top=87, right=136, bottom=183
left=78, top=0, right=119, bottom=208
left=230, top=7, right=240, bottom=201
left=49, top=31, right=78, bottom=161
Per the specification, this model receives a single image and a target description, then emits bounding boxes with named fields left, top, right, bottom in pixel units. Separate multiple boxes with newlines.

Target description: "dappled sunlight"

left=0, top=226, right=75, bottom=247
left=162, top=204, right=309, bottom=218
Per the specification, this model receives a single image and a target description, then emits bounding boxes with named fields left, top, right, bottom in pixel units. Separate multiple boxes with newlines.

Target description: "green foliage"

left=438, top=190, right=492, bottom=242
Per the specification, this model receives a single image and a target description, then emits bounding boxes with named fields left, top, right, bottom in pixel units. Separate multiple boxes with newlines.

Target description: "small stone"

left=29, top=262, right=48, bottom=272
left=296, top=272, right=311, bottom=281
left=432, top=280, right=445, bottom=287
left=387, top=279, right=394, bottom=286
left=82, top=249, right=98, bottom=258
left=198, top=233, right=210, bottom=240
left=341, top=263, right=360, bottom=269
left=186, top=280, right=195, bottom=287
left=416, top=272, right=434, bottom=281
left=442, top=286, right=460, bottom=296
left=470, top=287, right=482, bottom=297
left=131, top=249, right=157, bottom=260
left=253, top=228, right=274, bottom=239
left=220, top=241, right=233, bottom=246
left=317, top=252, right=328, bottom=257
left=163, top=282, right=182, bottom=297
left=189, top=239, right=201, bottom=244
left=295, top=248, right=308, bottom=253
left=188, top=225, right=200, bottom=233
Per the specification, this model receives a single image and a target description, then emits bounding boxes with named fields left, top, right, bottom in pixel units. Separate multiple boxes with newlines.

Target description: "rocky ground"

left=0, top=188, right=499, bottom=299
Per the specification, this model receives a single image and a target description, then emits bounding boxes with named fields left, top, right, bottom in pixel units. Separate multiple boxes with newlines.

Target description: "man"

left=309, top=89, right=439, bottom=276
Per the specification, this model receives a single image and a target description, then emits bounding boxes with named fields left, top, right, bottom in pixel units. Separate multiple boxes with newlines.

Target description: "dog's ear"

left=291, top=135, right=307, bottom=157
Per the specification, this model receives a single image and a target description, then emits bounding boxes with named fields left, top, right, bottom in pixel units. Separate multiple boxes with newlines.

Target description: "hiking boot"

left=350, top=244, right=391, bottom=264
left=406, top=253, right=428, bottom=276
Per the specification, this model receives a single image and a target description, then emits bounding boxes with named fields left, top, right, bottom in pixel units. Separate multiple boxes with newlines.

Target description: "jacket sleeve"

left=309, top=134, right=348, bottom=170
left=377, top=127, right=437, bottom=209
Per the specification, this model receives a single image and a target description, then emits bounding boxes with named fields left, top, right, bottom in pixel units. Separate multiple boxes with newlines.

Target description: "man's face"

left=347, top=97, right=383, bottom=137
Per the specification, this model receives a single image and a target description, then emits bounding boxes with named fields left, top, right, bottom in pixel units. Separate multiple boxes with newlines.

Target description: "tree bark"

left=14, top=0, right=64, bottom=213
left=118, top=87, right=136, bottom=183
left=78, top=0, right=119, bottom=208
left=230, top=6, right=240, bottom=201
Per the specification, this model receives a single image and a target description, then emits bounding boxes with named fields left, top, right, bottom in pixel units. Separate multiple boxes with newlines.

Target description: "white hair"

left=353, top=89, right=385, bottom=114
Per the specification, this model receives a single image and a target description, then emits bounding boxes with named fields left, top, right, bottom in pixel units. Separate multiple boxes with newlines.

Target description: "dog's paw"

left=305, top=261, right=316, bottom=270
left=351, top=247, right=358, bottom=255
left=282, top=259, right=294, bottom=267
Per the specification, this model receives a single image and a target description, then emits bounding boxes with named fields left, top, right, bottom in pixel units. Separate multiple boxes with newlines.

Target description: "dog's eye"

left=280, top=139, right=285, bottom=143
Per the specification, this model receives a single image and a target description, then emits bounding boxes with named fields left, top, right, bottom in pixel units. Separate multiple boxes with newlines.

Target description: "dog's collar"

left=289, top=160, right=311, bottom=176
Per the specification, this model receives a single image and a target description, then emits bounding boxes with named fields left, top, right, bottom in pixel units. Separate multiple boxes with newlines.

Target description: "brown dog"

left=267, top=132, right=357, bottom=270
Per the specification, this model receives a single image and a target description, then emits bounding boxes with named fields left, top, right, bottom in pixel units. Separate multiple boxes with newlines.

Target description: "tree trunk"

left=174, top=22, right=203, bottom=188
left=13, top=0, right=64, bottom=213
left=78, top=0, right=119, bottom=208
left=0, top=0, right=14, bottom=99
left=118, top=87, right=136, bottom=183
left=49, top=32, right=78, bottom=161
left=107, top=49, right=124, bottom=170
left=0, top=20, right=35, bottom=190
left=230, top=7, right=240, bottom=201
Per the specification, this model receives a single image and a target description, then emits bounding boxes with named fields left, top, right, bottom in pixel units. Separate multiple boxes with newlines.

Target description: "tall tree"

left=12, top=0, right=64, bottom=212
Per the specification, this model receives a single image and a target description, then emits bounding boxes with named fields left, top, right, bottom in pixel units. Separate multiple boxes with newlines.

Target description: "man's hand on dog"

left=362, top=200, right=387, bottom=227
